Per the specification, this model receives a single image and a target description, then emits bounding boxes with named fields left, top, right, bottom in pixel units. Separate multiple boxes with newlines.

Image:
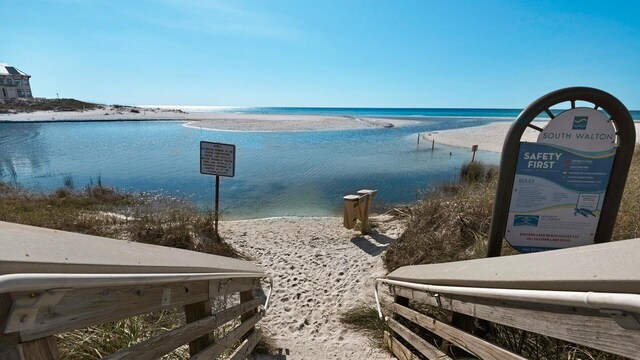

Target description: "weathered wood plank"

left=384, top=331, right=419, bottom=360
left=11, top=278, right=257, bottom=341
left=105, top=299, right=260, bottom=360
left=393, top=286, right=640, bottom=360
left=239, top=290, right=256, bottom=339
left=19, top=337, right=60, bottom=360
left=191, top=312, right=262, bottom=360
left=228, top=329, right=262, bottom=360
left=184, top=300, right=214, bottom=355
left=390, top=302, right=525, bottom=360
left=387, top=318, right=452, bottom=359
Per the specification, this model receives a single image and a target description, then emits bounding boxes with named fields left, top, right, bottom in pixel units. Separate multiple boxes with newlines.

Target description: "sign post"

left=487, top=87, right=635, bottom=256
left=200, top=141, right=236, bottom=234
left=471, top=144, right=478, bottom=162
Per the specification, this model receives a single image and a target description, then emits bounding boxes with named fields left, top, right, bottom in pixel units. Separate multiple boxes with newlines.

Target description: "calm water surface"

left=0, top=117, right=502, bottom=218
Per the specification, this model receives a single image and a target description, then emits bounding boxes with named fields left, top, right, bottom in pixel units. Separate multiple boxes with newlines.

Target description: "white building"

left=0, top=63, right=33, bottom=102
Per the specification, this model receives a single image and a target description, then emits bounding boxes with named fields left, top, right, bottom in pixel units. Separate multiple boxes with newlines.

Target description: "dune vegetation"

left=363, top=146, right=640, bottom=359
left=0, top=178, right=238, bottom=359
left=385, top=146, right=640, bottom=271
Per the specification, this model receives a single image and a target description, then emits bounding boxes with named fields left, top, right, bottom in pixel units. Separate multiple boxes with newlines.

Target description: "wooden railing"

left=0, top=221, right=272, bottom=359
left=375, top=238, right=640, bottom=359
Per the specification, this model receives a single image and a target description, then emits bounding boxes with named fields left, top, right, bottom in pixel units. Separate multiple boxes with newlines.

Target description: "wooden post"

left=390, top=293, right=410, bottom=353
left=214, top=176, right=220, bottom=235
left=417, top=133, right=420, bottom=148
left=20, top=338, right=60, bottom=360
left=360, top=194, right=370, bottom=235
left=184, top=300, right=215, bottom=356
left=1, top=295, right=60, bottom=360
left=431, top=139, right=435, bottom=151
left=0, top=294, right=20, bottom=360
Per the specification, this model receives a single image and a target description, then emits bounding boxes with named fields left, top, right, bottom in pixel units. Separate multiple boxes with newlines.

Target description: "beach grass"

left=383, top=161, right=503, bottom=272
left=0, top=180, right=237, bottom=257
left=385, top=146, right=640, bottom=271
left=339, top=304, right=389, bottom=350
left=56, top=310, right=188, bottom=360
left=0, top=180, right=239, bottom=358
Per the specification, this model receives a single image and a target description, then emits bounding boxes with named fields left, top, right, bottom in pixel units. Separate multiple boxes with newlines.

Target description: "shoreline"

left=423, top=121, right=640, bottom=153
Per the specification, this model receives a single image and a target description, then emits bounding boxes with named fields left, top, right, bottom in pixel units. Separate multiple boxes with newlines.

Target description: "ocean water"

left=141, top=106, right=640, bottom=120
left=0, top=113, right=509, bottom=219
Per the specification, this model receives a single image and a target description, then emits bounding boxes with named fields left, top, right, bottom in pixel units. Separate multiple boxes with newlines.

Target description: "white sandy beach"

left=220, top=216, right=402, bottom=360
left=423, top=121, right=640, bottom=152
left=0, top=107, right=415, bottom=132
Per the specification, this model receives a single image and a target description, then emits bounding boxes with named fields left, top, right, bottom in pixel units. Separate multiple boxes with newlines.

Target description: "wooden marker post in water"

left=200, top=141, right=236, bottom=234
left=471, top=144, right=478, bottom=162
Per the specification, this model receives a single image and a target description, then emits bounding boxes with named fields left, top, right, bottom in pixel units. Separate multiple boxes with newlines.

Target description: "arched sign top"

left=487, top=87, right=635, bottom=257
left=538, top=108, right=616, bottom=152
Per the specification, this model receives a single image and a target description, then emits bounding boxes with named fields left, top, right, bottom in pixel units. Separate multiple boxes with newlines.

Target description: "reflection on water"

left=0, top=119, right=502, bottom=219
left=0, top=123, right=48, bottom=179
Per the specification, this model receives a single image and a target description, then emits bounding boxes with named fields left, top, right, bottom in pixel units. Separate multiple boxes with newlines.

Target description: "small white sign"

left=200, top=141, right=235, bottom=177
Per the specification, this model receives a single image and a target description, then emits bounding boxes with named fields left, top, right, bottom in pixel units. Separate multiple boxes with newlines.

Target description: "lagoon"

left=0, top=117, right=502, bottom=219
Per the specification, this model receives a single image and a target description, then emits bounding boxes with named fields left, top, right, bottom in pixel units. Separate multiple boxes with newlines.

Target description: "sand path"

left=219, top=216, right=402, bottom=359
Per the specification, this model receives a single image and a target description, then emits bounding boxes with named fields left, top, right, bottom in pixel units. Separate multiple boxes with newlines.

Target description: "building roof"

left=0, top=63, right=29, bottom=76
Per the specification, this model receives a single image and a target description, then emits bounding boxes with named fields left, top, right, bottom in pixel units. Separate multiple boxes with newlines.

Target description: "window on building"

left=25, top=90, right=31, bottom=97
left=24, top=79, right=29, bottom=85
left=0, top=78, right=4, bottom=85
left=17, top=89, right=25, bottom=97
left=6, top=79, right=12, bottom=85
left=15, top=80, right=21, bottom=86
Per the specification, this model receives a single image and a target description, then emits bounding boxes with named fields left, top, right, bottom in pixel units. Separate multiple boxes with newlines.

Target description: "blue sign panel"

left=505, top=108, right=617, bottom=253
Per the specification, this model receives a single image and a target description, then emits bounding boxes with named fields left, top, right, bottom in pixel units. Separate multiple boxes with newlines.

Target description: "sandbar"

left=0, top=106, right=416, bottom=132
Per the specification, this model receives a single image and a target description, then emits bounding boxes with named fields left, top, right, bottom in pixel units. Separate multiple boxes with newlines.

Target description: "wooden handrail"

left=0, top=222, right=269, bottom=359
left=377, top=241, right=640, bottom=360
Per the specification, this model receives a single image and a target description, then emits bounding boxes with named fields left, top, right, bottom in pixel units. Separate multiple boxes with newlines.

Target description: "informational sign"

left=200, top=141, right=236, bottom=177
left=505, top=108, right=617, bottom=253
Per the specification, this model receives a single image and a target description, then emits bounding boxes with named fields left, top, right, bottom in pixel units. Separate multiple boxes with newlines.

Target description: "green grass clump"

left=340, top=304, right=389, bottom=349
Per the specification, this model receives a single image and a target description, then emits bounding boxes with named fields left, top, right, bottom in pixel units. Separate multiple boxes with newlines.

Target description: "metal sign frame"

left=487, top=87, right=636, bottom=257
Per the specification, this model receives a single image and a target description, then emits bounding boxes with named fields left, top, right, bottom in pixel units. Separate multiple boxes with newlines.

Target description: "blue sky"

left=5, top=0, right=640, bottom=108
